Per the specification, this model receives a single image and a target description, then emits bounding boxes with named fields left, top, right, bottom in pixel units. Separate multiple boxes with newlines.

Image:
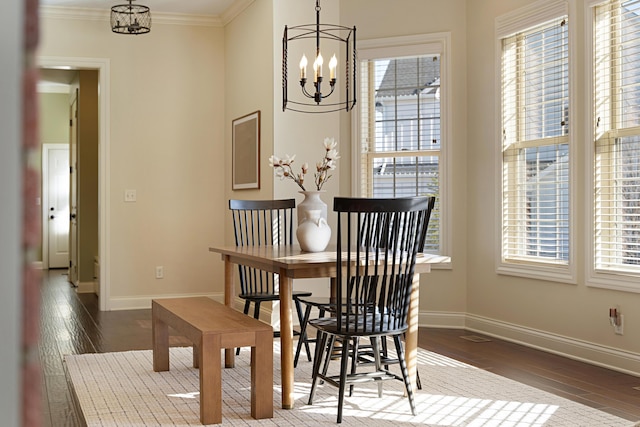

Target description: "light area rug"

left=64, top=344, right=636, bottom=426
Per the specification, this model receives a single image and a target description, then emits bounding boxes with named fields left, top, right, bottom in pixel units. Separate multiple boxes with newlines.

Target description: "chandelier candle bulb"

left=329, top=54, right=337, bottom=80
left=300, top=55, right=307, bottom=79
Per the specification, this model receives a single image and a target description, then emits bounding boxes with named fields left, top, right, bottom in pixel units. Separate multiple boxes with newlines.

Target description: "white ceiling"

left=40, top=0, right=238, bottom=16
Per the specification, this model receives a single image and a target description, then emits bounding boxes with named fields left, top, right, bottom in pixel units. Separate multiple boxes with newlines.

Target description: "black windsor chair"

left=295, top=197, right=436, bottom=382
left=229, top=199, right=312, bottom=360
left=306, top=196, right=435, bottom=423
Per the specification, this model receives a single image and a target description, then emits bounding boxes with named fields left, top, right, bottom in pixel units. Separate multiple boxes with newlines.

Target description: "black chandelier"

left=282, top=0, right=356, bottom=113
left=111, top=0, right=151, bottom=35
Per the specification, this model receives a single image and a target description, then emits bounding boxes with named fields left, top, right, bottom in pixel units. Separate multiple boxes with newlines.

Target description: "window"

left=497, top=1, right=575, bottom=282
left=590, top=0, right=640, bottom=291
left=356, top=34, right=450, bottom=255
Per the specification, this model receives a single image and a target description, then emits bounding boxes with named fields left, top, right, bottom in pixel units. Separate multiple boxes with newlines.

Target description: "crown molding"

left=221, top=0, right=254, bottom=26
left=40, top=5, right=223, bottom=27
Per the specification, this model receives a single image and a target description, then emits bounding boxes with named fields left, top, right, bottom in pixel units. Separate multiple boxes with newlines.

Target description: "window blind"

left=594, top=0, right=640, bottom=272
left=360, top=55, right=441, bottom=252
left=501, top=16, right=570, bottom=264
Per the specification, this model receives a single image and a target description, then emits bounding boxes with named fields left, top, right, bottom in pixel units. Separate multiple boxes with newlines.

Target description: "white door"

left=46, top=146, right=70, bottom=268
left=69, top=93, right=79, bottom=285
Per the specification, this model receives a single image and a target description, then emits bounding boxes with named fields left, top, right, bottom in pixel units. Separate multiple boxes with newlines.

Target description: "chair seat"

left=240, top=290, right=312, bottom=302
left=309, top=314, right=407, bottom=338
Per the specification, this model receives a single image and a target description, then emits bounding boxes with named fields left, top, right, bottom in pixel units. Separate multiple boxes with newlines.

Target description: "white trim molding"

left=39, top=5, right=228, bottom=27
left=38, top=56, right=111, bottom=310
left=465, top=313, right=640, bottom=377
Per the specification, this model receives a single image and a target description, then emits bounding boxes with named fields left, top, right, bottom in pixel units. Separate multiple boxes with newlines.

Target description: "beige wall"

left=39, top=12, right=227, bottom=306
left=39, top=92, right=69, bottom=144
left=224, top=0, right=274, bottom=210
left=465, top=0, right=640, bottom=370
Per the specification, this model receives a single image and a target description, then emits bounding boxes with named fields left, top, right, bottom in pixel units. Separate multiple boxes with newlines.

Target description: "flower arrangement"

left=269, top=137, right=340, bottom=191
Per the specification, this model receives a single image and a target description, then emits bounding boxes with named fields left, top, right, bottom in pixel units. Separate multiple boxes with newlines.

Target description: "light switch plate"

left=124, top=189, right=137, bottom=202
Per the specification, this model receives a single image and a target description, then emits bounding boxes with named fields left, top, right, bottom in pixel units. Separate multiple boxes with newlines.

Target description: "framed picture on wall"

left=232, top=110, right=260, bottom=190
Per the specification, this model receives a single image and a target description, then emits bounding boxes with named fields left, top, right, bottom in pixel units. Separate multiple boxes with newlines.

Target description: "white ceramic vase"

left=297, top=190, right=327, bottom=225
left=296, top=209, right=331, bottom=252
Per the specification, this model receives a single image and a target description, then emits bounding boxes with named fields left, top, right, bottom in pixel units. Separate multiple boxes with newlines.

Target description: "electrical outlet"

left=155, top=266, right=164, bottom=279
left=609, top=306, right=624, bottom=335
left=614, top=314, right=624, bottom=335
left=124, top=189, right=137, bottom=202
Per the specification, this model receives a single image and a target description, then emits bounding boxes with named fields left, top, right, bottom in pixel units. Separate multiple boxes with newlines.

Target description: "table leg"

left=152, top=304, right=169, bottom=372
left=224, top=255, right=235, bottom=368
left=405, top=272, right=420, bottom=393
left=278, top=270, right=294, bottom=409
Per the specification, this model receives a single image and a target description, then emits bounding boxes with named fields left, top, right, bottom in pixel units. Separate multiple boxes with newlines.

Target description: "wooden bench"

left=152, top=297, right=273, bottom=425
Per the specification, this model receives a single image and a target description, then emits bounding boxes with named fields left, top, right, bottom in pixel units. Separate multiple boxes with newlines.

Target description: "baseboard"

left=464, top=313, right=640, bottom=377
left=76, top=281, right=97, bottom=294
left=231, top=298, right=303, bottom=328
left=107, top=293, right=224, bottom=310
left=419, top=310, right=466, bottom=328
left=32, top=261, right=43, bottom=270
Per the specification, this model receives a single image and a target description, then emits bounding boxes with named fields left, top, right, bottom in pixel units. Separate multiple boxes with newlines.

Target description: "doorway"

left=39, top=56, right=110, bottom=310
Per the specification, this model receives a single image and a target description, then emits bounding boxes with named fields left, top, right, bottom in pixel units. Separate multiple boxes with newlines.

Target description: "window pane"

left=362, top=53, right=442, bottom=253
left=522, top=20, right=569, bottom=140
left=524, top=144, right=570, bottom=260
left=620, top=1, right=640, bottom=128
left=501, top=16, right=570, bottom=266
left=595, top=135, right=640, bottom=268
left=373, top=57, right=441, bottom=152
left=593, top=0, right=640, bottom=274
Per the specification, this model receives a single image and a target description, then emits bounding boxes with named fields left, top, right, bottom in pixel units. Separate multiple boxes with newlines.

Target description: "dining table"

left=209, top=244, right=449, bottom=409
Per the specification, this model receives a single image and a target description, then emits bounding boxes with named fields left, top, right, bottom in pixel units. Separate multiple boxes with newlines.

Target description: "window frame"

left=353, top=33, right=452, bottom=262
left=495, top=0, right=577, bottom=283
left=586, top=0, right=640, bottom=293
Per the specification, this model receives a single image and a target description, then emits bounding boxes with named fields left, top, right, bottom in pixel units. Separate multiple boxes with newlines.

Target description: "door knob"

left=50, top=207, right=55, bottom=211
left=50, top=215, right=55, bottom=220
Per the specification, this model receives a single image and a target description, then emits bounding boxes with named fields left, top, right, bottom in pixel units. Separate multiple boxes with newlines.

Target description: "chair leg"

left=370, top=337, right=384, bottom=398
left=294, top=304, right=312, bottom=368
left=381, top=336, right=390, bottom=370
left=393, top=335, right=416, bottom=416
left=236, top=300, right=252, bottom=355
left=336, top=338, right=350, bottom=424
left=294, top=298, right=312, bottom=363
left=308, top=331, right=328, bottom=405
left=253, top=301, right=261, bottom=320
left=348, top=337, right=360, bottom=397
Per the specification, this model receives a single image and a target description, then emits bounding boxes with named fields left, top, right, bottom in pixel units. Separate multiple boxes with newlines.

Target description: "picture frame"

left=232, top=110, right=261, bottom=190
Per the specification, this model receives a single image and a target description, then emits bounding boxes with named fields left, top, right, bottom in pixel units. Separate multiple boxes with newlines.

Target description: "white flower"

left=269, top=137, right=339, bottom=191
left=326, top=149, right=340, bottom=161
left=268, top=155, right=281, bottom=168
left=324, top=137, right=337, bottom=151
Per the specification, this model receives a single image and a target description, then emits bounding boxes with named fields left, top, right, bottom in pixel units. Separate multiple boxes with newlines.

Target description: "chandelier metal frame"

left=282, top=0, right=356, bottom=113
left=111, top=0, right=151, bottom=35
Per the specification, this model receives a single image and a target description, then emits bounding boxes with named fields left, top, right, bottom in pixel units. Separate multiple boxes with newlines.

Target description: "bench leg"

left=193, top=344, right=199, bottom=369
left=152, top=308, right=169, bottom=372
left=251, top=330, right=274, bottom=419
left=200, top=335, right=222, bottom=425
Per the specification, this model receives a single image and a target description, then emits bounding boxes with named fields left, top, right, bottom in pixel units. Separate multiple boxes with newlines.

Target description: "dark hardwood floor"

left=39, top=269, right=640, bottom=426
